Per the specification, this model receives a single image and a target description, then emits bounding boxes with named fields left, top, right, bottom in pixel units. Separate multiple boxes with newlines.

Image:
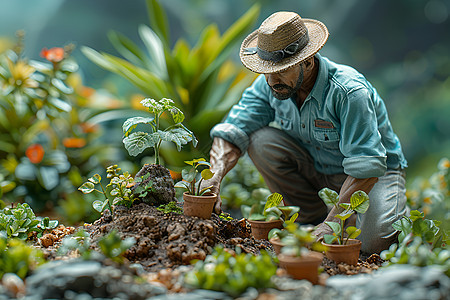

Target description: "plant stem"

left=340, top=218, right=345, bottom=245
left=99, top=182, right=113, bottom=217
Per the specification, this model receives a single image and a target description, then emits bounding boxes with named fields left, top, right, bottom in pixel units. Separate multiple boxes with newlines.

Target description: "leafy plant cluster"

left=184, top=246, right=277, bottom=297
left=318, top=188, right=370, bottom=245
left=122, top=97, right=197, bottom=164
left=79, top=165, right=149, bottom=217
left=0, top=203, right=58, bottom=240
left=0, top=236, right=45, bottom=280
left=58, top=229, right=135, bottom=264
left=406, top=157, right=449, bottom=229
left=220, top=155, right=268, bottom=210
left=174, top=158, right=214, bottom=196
left=381, top=210, right=449, bottom=276
left=156, top=201, right=183, bottom=214
left=0, top=35, right=128, bottom=217
left=242, top=192, right=299, bottom=224
left=82, top=0, right=260, bottom=166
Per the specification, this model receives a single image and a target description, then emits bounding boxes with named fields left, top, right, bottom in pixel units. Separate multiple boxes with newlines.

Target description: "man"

left=205, top=11, right=408, bottom=254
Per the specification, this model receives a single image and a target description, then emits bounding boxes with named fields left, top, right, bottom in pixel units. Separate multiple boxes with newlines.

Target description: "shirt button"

left=302, top=123, right=305, bottom=128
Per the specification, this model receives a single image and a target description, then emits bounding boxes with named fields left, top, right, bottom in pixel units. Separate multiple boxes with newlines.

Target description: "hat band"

left=243, top=33, right=310, bottom=63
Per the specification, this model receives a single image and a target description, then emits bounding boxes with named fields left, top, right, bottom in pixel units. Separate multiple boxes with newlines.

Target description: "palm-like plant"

left=81, top=0, right=260, bottom=166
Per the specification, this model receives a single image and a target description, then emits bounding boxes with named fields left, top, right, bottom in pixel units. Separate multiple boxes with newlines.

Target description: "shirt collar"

left=308, top=53, right=328, bottom=110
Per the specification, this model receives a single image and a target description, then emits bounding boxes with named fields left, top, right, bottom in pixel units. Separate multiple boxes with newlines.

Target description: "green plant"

left=242, top=192, right=300, bottom=224
left=58, top=228, right=135, bottom=264
left=122, top=97, right=197, bottom=164
left=184, top=246, right=276, bottom=297
left=174, top=158, right=214, bottom=196
left=0, top=203, right=58, bottom=240
left=97, top=230, right=136, bottom=263
left=156, top=201, right=183, bottom=214
left=0, top=236, right=45, bottom=280
left=318, top=188, right=370, bottom=245
left=380, top=211, right=449, bottom=276
left=57, top=228, right=92, bottom=259
left=220, top=155, right=268, bottom=210
left=406, top=158, right=449, bottom=230
left=82, top=0, right=260, bottom=166
left=78, top=165, right=135, bottom=216
left=277, top=222, right=327, bottom=257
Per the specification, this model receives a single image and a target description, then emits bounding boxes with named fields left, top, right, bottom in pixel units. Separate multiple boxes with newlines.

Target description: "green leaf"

left=108, top=30, right=149, bottom=66
left=51, top=78, right=74, bottom=94
left=138, top=24, right=167, bottom=79
left=248, top=213, right=265, bottom=221
left=325, top=221, right=342, bottom=237
left=346, top=226, right=361, bottom=239
left=146, top=0, right=170, bottom=45
left=201, top=169, right=214, bottom=180
left=350, top=190, right=370, bottom=214
left=159, top=127, right=195, bottom=151
left=409, top=210, right=424, bottom=221
left=285, top=212, right=298, bottom=225
left=318, top=188, right=339, bottom=207
left=336, top=209, right=353, bottom=222
left=263, top=192, right=283, bottom=212
left=323, top=234, right=337, bottom=244
left=92, top=200, right=104, bottom=213
left=181, top=168, right=196, bottom=183
left=263, top=207, right=282, bottom=219
left=122, top=117, right=154, bottom=136
left=168, top=106, right=184, bottom=123
left=79, top=182, right=95, bottom=194
left=88, top=174, right=101, bottom=184
left=123, top=131, right=157, bottom=156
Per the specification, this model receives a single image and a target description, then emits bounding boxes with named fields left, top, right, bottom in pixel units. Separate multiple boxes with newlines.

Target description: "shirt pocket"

left=313, top=128, right=340, bottom=150
left=274, top=114, right=293, bottom=130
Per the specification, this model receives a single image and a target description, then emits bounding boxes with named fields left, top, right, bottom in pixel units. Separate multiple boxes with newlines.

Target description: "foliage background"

left=1, top=0, right=449, bottom=189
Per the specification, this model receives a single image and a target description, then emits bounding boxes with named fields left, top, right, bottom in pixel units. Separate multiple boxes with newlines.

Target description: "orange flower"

left=169, top=169, right=181, bottom=180
left=40, top=47, right=65, bottom=63
left=63, top=137, right=86, bottom=148
left=80, top=122, right=99, bottom=134
left=26, top=144, right=45, bottom=164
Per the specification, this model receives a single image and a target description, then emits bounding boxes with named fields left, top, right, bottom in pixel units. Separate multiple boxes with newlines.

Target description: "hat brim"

left=239, top=19, right=329, bottom=74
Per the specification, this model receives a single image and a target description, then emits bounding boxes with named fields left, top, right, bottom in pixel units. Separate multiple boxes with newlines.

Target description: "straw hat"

left=240, top=11, right=329, bottom=74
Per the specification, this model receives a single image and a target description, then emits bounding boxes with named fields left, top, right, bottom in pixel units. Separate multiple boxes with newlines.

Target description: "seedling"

left=279, top=222, right=328, bottom=257
left=122, top=98, right=197, bottom=164
left=242, top=192, right=299, bottom=224
left=78, top=165, right=136, bottom=216
left=174, top=158, right=214, bottom=196
left=318, top=188, right=370, bottom=245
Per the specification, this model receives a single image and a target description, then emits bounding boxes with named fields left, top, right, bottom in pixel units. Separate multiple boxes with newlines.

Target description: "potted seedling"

left=242, top=192, right=299, bottom=240
left=277, top=222, right=327, bottom=284
left=174, top=158, right=217, bottom=219
left=318, top=188, right=370, bottom=265
left=122, top=98, right=197, bottom=206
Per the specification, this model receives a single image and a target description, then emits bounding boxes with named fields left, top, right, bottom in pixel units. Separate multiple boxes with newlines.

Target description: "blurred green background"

left=0, top=0, right=449, bottom=222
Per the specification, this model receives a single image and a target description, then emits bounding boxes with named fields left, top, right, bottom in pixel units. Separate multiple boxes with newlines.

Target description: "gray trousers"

left=247, top=127, right=407, bottom=253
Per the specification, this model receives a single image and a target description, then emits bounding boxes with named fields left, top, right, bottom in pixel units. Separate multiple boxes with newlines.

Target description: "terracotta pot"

left=248, top=219, right=283, bottom=240
left=278, top=251, right=324, bottom=284
left=269, top=237, right=284, bottom=255
left=182, top=192, right=217, bottom=219
left=321, top=238, right=362, bottom=265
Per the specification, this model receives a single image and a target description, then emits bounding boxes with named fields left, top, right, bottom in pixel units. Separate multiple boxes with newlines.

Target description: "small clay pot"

left=248, top=219, right=283, bottom=240
left=321, top=238, right=362, bottom=265
left=278, top=251, right=324, bottom=284
left=269, top=237, right=284, bottom=255
left=182, top=192, right=217, bottom=219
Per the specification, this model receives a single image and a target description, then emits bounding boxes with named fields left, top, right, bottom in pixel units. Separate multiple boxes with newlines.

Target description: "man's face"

left=264, top=64, right=304, bottom=100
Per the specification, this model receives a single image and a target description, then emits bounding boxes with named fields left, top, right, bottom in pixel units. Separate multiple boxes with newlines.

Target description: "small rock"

left=2, top=273, right=25, bottom=298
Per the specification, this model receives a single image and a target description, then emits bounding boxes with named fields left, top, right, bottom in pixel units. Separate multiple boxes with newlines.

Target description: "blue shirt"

left=210, top=54, right=407, bottom=179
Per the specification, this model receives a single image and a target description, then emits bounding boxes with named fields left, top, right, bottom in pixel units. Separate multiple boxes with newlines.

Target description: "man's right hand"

left=202, top=137, right=241, bottom=214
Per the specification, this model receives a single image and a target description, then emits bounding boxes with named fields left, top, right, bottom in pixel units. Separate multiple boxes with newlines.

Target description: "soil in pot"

left=322, top=238, right=362, bottom=266
left=278, top=251, right=323, bottom=284
left=248, top=219, right=283, bottom=240
left=183, top=192, right=217, bottom=219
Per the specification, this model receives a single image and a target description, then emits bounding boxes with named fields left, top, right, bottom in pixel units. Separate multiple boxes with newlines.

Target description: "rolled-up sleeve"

left=339, top=88, right=387, bottom=178
left=210, top=75, right=275, bottom=153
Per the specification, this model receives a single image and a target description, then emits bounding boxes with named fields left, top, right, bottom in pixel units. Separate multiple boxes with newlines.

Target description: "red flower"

left=40, top=47, right=65, bottom=63
left=26, top=144, right=45, bottom=164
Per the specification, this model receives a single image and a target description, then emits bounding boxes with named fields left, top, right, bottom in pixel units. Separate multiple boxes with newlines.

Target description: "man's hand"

left=313, top=222, right=333, bottom=241
left=203, top=137, right=241, bottom=214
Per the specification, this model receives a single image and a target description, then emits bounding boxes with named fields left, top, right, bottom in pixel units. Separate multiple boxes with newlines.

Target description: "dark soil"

left=82, top=201, right=382, bottom=277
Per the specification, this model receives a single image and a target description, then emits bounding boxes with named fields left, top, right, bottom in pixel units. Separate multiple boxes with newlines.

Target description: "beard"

left=270, top=65, right=304, bottom=100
